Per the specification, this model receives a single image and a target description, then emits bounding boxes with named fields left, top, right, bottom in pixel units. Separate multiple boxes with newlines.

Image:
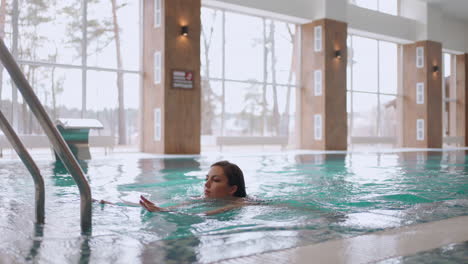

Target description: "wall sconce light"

left=181, top=26, right=189, bottom=36
left=432, top=65, right=439, bottom=73
left=334, top=50, right=342, bottom=59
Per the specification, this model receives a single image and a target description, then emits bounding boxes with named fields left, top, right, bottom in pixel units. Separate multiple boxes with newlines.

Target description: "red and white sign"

left=185, top=71, right=193, bottom=81
left=172, top=70, right=194, bottom=89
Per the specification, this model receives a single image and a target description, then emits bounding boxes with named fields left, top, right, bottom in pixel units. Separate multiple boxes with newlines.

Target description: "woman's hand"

left=139, top=195, right=168, bottom=212
left=92, top=198, right=113, bottom=205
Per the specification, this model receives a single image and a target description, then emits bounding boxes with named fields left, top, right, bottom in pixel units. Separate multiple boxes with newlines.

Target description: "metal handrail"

left=0, top=110, right=45, bottom=224
left=0, top=38, right=92, bottom=233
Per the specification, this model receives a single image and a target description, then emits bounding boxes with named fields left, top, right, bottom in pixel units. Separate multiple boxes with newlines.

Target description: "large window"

left=442, top=52, right=461, bottom=147
left=443, top=53, right=451, bottom=138
left=0, top=0, right=140, bottom=145
left=347, top=35, right=398, bottom=147
left=201, top=7, right=299, bottom=148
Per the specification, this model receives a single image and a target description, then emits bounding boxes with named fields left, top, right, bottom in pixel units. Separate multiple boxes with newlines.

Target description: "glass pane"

left=347, top=91, right=352, bottom=140
left=266, top=20, right=296, bottom=85
left=444, top=53, right=451, bottom=78
left=7, top=65, right=82, bottom=134
left=1, top=0, right=13, bottom=52
left=201, top=7, right=223, bottom=79
left=352, top=36, right=378, bottom=93
left=40, top=67, right=83, bottom=119
left=347, top=91, right=352, bottom=114
left=0, top=68, right=13, bottom=121
left=379, top=41, right=398, bottom=94
left=265, top=85, right=295, bottom=136
left=443, top=104, right=449, bottom=137
left=443, top=53, right=451, bottom=137
left=117, top=0, right=140, bottom=71
left=379, top=95, right=397, bottom=137
left=0, top=68, right=17, bottom=132
left=124, top=73, right=140, bottom=145
left=355, top=0, right=378, bottom=11
left=86, top=70, right=118, bottom=136
left=224, top=81, right=263, bottom=136
left=225, top=12, right=263, bottom=81
left=123, top=73, right=140, bottom=110
left=287, top=86, right=296, bottom=139
left=1, top=67, right=24, bottom=132
left=347, top=61, right=352, bottom=91
left=201, top=80, right=223, bottom=136
left=443, top=53, right=457, bottom=138
left=18, top=0, right=81, bottom=65
left=352, top=92, right=378, bottom=137
left=87, top=0, right=114, bottom=68
left=379, top=0, right=398, bottom=15
left=12, top=75, right=37, bottom=134
left=87, top=0, right=139, bottom=70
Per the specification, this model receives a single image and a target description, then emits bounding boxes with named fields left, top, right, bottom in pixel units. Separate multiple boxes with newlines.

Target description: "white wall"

left=466, top=32, right=468, bottom=53
left=206, top=0, right=468, bottom=52
left=323, top=0, right=347, bottom=22
left=347, top=5, right=418, bottom=43
left=424, top=4, right=444, bottom=43
left=348, top=1, right=468, bottom=51
left=202, top=0, right=315, bottom=23
left=400, top=0, right=427, bottom=22
left=440, top=16, right=468, bottom=53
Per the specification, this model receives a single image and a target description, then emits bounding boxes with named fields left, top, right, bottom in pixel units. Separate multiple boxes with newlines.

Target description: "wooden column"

left=300, top=19, right=347, bottom=150
left=401, top=41, right=442, bottom=148
left=141, top=0, right=201, bottom=154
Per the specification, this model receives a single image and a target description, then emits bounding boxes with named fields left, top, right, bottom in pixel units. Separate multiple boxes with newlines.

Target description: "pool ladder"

left=0, top=38, right=92, bottom=233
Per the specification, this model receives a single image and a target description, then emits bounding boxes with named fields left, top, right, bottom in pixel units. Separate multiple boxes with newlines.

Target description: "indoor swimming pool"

left=0, top=150, right=467, bottom=263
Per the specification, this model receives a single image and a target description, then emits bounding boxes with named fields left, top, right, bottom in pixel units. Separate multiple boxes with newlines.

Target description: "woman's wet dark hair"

left=211, top=161, right=246, bottom=198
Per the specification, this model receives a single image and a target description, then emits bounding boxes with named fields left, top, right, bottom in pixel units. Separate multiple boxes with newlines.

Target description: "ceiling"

left=419, top=0, right=468, bottom=22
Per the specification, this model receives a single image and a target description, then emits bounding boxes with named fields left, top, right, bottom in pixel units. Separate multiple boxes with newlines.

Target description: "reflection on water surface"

left=0, top=151, right=467, bottom=263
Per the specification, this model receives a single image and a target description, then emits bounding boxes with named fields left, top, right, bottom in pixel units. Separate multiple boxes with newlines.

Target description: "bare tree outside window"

left=63, top=0, right=128, bottom=144
left=201, top=8, right=220, bottom=136
left=200, top=7, right=298, bottom=149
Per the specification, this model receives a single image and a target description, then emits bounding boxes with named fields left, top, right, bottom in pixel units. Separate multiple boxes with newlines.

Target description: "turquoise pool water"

left=379, top=242, right=468, bottom=263
left=0, top=151, right=467, bottom=263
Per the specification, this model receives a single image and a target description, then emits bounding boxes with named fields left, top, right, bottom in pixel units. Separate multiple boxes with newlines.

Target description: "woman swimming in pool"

left=99, top=161, right=249, bottom=215
left=139, top=160, right=247, bottom=215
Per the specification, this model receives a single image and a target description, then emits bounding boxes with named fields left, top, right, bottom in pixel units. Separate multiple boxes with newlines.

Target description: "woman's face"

left=204, top=166, right=238, bottom=199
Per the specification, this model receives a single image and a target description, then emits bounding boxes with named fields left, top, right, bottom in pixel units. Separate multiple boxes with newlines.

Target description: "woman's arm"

left=203, top=202, right=245, bottom=216
left=95, top=195, right=192, bottom=210
left=93, top=198, right=140, bottom=207
left=139, top=195, right=170, bottom=212
left=140, top=196, right=246, bottom=215
left=93, top=199, right=116, bottom=205
left=139, top=195, right=196, bottom=211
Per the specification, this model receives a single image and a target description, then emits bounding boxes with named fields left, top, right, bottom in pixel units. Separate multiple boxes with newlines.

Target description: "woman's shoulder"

left=239, top=196, right=265, bottom=205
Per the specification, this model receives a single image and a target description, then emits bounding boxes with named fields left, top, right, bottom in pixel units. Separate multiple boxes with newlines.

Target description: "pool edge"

left=214, top=215, right=468, bottom=264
